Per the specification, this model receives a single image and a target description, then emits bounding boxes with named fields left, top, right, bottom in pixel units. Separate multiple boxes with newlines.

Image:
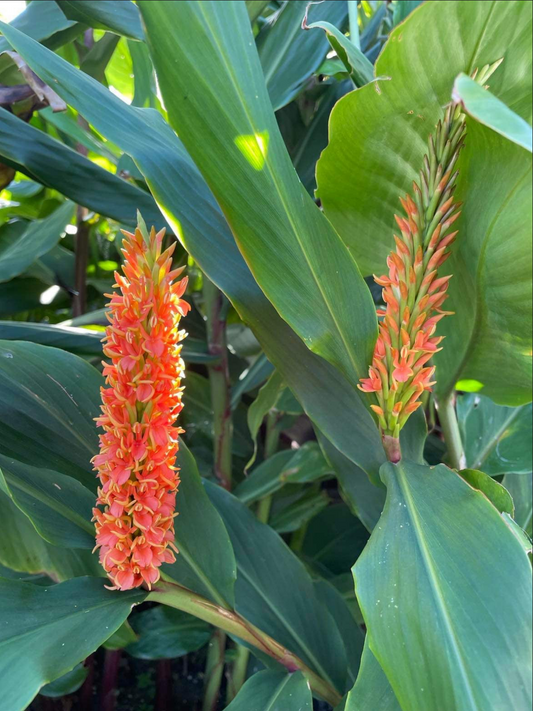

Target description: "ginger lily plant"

left=0, top=3, right=530, bottom=711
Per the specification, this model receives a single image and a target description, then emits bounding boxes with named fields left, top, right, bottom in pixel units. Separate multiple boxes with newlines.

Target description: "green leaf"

left=0, top=109, right=163, bottom=230
left=235, top=442, right=332, bottom=505
left=39, top=664, right=88, bottom=698
left=345, top=640, right=401, bottom=711
left=316, top=0, right=533, bottom=405
left=246, top=370, right=285, bottom=467
left=0, top=14, right=386, bottom=480
left=0, top=491, right=102, bottom=581
left=302, top=503, right=369, bottom=577
left=303, top=19, right=374, bottom=87
left=318, top=433, right=385, bottom=532
left=226, top=670, right=312, bottom=711
left=231, top=353, right=274, bottom=409
left=353, top=460, right=532, bottom=710
left=0, top=0, right=78, bottom=56
left=127, top=605, right=210, bottom=660
left=458, top=468, right=514, bottom=515
left=0, top=341, right=101, bottom=490
left=0, top=321, right=216, bottom=363
left=162, top=442, right=236, bottom=609
left=270, top=487, right=329, bottom=534
left=0, top=202, right=74, bottom=283
left=0, top=576, right=146, bottom=710
left=206, top=480, right=348, bottom=695
left=257, top=0, right=348, bottom=110
left=503, top=473, right=532, bottom=536
left=392, top=1, right=423, bottom=26
left=57, top=0, right=144, bottom=41
left=0, top=455, right=95, bottom=548
left=457, top=393, right=532, bottom=475
left=139, top=0, right=378, bottom=392
left=103, top=620, right=137, bottom=650
left=313, top=579, right=364, bottom=687
left=453, top=73, right=532, bottom=152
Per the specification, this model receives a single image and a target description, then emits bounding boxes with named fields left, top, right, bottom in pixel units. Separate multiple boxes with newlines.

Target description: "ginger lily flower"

left=92, top=215, right=190, bottom=590
left=359, top=61, right=502, bottom=463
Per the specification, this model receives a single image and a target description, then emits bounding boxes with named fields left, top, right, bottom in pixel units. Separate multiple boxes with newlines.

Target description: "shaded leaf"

left=0, top=576, right=146, bottom=710
left=226, top=670, right=312, bottom=711
left=0, top=455, right=95, bottom=548
left=127, top=606, right=210, bottom=660
left=257, top=0, right=348, bottom=110
left=57, top=0, right=144, bottom=41
left=457, top=393, right=532, bottom=475
left=0, top=341, right=101, bottom=490
left=345, top=639, right=400, bottom=711
left=206, top=481, right=348, bottom=694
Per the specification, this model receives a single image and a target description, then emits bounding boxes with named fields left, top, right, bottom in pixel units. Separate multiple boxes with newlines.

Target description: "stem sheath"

left=438, top=393, right=466, bottom=470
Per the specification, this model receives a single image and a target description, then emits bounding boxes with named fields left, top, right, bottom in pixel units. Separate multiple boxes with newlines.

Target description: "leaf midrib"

left=396, top=465, right=480, bottom=710
left=190, top=2, right=369, bottom=385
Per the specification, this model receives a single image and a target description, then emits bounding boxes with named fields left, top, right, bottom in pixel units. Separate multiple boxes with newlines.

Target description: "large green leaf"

left=345, top=640, right=401, bottom=711
left=457, top=393, right=532, bottom=475
left=127, top=605, right=210, bottom=660
left=0, top=15, right=386, bottom=481
left=257, top=0, right=348, bottom=110
left=353, top=460, right=532, bottom=711
left=0, top=110, right=163, bottom=230
left=206, top=481, right=349, bottom=695
left=226, top=670, right=312, bottom=711
left=316, top=0, right=533, bottom=405
left=0, top=491, right=101, bottom=581
left=57, top=0, right=144, bottom=41
left=453, top=73, right=532, bottom=152
left=139, top=0, right=377, bottom=392
left=0, top=455, right=95, bottom=548
left=162, top=443, right=236, bottom=609
left=0, top=576, right=145, bottom=710
left=0, top=341, right=100, bottom=490
left=0, top=202, right=74, bottom=283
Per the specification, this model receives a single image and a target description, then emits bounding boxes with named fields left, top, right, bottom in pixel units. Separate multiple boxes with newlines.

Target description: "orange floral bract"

left=92, top=219, right=190, bottom=590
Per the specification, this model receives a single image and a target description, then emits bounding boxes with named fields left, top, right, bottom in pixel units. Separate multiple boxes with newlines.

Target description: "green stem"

left=204, top=276, right=233, bottom=490
left=255, top=411, right=282, bottom=524
left=348, top=0, right=360, bottom=48
left=202, top=628, right=226, bottom=711
left=438, top=392, right=466, bottom=471
left=148, top=581, right=342, bottom=707
left=225, top=642, right=249, bottom=705
left=290, top=521, right=308, bottom=553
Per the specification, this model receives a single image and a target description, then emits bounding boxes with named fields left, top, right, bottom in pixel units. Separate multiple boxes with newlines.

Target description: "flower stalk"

left=92, top=215, right=190, bottom=590
left=149, top=580, right=342, bottom=707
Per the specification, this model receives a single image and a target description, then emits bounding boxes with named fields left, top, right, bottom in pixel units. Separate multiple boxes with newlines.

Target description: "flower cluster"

left=359, top=101, right=466, bottom=447
left=92, top=218, right=189, bottom=590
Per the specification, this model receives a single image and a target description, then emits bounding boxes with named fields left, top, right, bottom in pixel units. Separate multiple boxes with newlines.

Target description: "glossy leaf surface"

left=353, top=460, right=532, bottom=711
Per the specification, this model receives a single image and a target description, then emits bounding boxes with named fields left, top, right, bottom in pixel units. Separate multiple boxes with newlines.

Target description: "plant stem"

left=202, top=628, right=226, bottom=711
left=225, top=642, right=249, bottom=704
left=72, top=206, right=89, bottom=317
left=204, top=276, right=233, bottom=490
left=438, top=392, right=466, bottom=470
left=149, top=581, right=342, bottom=707
left=348, top=0, right=360, bottom=48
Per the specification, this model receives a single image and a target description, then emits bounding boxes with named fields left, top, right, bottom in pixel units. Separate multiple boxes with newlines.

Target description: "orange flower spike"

left=92, top=214, right=190, bottom=591
left=359, top=60, right=504, bottom=459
